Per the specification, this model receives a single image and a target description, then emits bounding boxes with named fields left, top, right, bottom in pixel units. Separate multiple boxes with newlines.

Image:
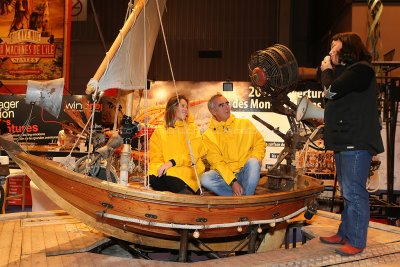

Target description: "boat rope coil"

left=95, top=206, right=307, bottom=231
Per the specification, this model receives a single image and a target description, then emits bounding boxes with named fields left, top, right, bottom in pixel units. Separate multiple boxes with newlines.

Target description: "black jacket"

left=321, top=61, right=384, bottom=155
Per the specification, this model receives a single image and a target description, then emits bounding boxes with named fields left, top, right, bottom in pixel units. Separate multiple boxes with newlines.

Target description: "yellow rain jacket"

left=203, top=114, right=266, bottom=185
left=149, top=114, right=205, bottom=192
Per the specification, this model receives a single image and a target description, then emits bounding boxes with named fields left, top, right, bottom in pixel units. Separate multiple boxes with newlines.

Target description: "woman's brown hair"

left=164, top=95, right=189, bottom=128
left=331, top=32, right=372, bottom=64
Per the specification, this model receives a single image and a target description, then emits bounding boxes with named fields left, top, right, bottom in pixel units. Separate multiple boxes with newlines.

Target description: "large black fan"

left=248, top=44, right=298, bottom=97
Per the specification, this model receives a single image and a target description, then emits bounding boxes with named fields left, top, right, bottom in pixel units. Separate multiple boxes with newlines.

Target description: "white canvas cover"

left=97, top=0, right=167, bottom=91
left=26, top=78, right=64, bottom=118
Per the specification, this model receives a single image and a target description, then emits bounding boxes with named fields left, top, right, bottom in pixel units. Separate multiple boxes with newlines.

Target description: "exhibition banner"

left=0, top=0, right=71, bottom=83
left=0, top=94, right=102, bottom=145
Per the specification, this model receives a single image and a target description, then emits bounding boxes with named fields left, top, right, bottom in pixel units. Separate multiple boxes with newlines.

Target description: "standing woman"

left=319, top=32, right=384, bottom=256
left=149, top=95, right=205, bottom=194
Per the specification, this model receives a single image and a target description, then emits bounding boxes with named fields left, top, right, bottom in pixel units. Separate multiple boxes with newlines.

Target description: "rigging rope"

left=61, top=96, right=100, bottom=172
left=89, top=0, right=108, bottom=52
left=16, top=103, right=35, bottom=145
left=154, top=0, right=203, bottom=194
left=298, top=125, right=324, bottom=175
left=143, top=2, right=150, bottom=188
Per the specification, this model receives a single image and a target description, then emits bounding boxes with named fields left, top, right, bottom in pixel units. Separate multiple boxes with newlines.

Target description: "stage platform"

left=0, top=210, right=400, bottom=266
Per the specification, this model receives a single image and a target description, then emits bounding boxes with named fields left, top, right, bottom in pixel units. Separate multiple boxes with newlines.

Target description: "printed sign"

left=0, top=0, right=70, bottom=83
left=0, top=94, right=102, bottom=145
left=71, top=0, right=87, bottom=21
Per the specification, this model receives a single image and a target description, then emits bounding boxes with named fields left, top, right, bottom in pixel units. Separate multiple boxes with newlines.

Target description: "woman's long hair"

left=164, top=95, right=189, bottom=128
left=331, top=32, right=372, bottom=64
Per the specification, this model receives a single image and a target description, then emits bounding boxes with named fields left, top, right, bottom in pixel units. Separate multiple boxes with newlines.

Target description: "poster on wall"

left=0, top=94, right=102, bottom=145
left=0, top=0, right=70, bottom=83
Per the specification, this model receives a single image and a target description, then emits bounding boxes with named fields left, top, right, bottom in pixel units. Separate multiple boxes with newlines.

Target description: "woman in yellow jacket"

left=149, top=95, right=205, bottom=194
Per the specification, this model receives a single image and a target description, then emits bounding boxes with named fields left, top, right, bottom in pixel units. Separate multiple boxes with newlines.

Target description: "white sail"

left=88, top=0, right=167, bottom=93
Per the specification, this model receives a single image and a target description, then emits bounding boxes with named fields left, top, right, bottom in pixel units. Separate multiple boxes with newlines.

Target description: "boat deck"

left=1, top=210, right=399, bottom=266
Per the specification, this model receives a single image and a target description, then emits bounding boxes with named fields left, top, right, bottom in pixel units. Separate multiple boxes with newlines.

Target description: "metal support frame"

left=86, top=237, right=151, bottom=259
left=178, top=229, right=189, bottom=262
left=247, top=226, right=258, bottom=253
left=176, top=227, right=264, bottom=261
left=372, top=61, right=400, bottom=224
left=285, top=222, right=307, bottom=249
left=383, top=78, right=399, bottom=224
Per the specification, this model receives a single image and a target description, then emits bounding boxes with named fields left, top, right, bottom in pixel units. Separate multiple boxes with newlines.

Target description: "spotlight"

left=304, top=201, right=319, bottom=220
left=223, top=81, right=233, bottom=91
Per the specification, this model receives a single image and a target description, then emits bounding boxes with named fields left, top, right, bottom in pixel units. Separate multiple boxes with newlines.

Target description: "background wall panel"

left=67, top=0, right=396, bottom=94
left=148, top=0, right=279, bottom=81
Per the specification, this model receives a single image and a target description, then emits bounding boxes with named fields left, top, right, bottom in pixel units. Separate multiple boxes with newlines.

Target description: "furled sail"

left=86, top=0, right=167, bottom=93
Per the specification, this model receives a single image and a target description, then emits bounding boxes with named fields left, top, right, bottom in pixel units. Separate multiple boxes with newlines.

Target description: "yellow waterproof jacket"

left=149, top=115, right=206, bottom=192
left=203, top=114, right=266, bottom=185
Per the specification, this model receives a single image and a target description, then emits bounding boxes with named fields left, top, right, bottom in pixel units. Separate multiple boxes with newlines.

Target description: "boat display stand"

left=1, top=209, right=400, bottom=266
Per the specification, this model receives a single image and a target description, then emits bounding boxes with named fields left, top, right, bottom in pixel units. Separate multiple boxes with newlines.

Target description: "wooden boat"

left=1, top=137, right=324, bottom=252
left=1, top=0, right=325, bottom=256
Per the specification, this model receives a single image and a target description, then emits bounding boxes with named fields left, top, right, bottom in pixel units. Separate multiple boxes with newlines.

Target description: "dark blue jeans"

left=334, top=150, right=372, bottom=249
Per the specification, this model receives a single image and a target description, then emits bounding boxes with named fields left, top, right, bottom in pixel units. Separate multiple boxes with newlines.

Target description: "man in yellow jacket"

left=201, top=93, right=266, bottom=196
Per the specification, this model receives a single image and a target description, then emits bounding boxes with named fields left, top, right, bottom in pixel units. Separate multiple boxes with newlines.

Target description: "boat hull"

left=4, top=143, right=324, bottom=251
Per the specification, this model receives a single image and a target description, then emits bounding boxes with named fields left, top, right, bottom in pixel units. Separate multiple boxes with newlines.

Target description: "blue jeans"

left=334, top=150, right=372, bottom=249
left=201, top=158, right=261, bottom=196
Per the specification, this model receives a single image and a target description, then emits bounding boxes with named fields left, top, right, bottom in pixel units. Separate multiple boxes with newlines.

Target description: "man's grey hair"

left=207, top=93, right=223, bottom=112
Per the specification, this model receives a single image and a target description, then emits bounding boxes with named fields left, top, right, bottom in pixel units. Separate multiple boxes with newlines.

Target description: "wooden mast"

left=120, top=91, right=134, bottom=185
left=85, top=0, right=148, bottom=185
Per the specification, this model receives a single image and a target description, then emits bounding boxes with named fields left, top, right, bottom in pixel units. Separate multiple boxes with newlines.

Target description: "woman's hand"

left=321, top=55, right=333, bottom=71
left=157, top=161, right=173, bottom=177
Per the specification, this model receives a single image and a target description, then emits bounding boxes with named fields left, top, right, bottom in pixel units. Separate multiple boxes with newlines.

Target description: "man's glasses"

left=218, top=101, right=230, bottom=108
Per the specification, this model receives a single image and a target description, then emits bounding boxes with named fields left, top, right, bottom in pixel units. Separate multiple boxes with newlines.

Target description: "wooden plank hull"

left=5, top=142, right=324, bottom=250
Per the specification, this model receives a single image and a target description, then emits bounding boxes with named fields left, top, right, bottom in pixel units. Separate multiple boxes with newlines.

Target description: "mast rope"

left=154, top=0, right=203, bottom=194
left=298, top=125, right=324, bottom=175
left=62, top=95, right=101, bottom=172
left=143, top=1, right=149, bottom=188
left=89, top=0, right=108, bottom=52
